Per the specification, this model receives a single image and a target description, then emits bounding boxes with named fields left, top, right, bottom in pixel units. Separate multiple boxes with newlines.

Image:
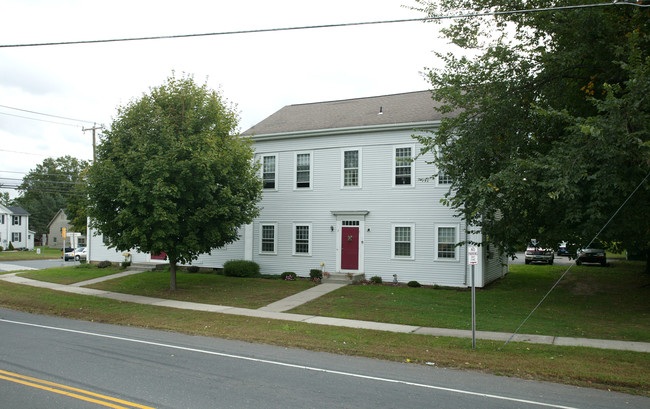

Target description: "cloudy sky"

left=0, top=0, right=454, bottom=197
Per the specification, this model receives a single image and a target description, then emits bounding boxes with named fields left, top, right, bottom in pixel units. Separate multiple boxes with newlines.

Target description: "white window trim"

left=340, top=147, right=362, bottom=189
left=391, top=223, right=415, bottom=260
left=393, top=144, right=415, bottom=188
left=259, top=222, right=278, bottom=255
left=260, top=153, right=279, bottom=191
left=434, top=148, right=452, bottom=186
left=294, top=151, right=313, bottom=191
left=292, top=222, right=312, bottom=256
left=435, top=224, right=460, bottom=261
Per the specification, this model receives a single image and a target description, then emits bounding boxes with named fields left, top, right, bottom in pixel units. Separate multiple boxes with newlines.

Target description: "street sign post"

left=468, top=245, right=479, bottom=349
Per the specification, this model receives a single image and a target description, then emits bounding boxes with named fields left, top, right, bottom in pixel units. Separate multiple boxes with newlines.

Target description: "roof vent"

left=378, top=106, right=383, bottom=115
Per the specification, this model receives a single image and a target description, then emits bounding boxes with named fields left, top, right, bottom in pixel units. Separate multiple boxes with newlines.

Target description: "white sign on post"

left=468, top=245, right=479, bottom=265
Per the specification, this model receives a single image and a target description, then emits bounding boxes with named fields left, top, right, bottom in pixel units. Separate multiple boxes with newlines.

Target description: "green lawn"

left=16, top=260, right=649, bottom=342
left=0, top=247, right=61, bottom=261
left=21, top=264, right=126, bottom=285
left=291, top=261, right=650, bottom=342
left=86, top=269, right=317, bottom=309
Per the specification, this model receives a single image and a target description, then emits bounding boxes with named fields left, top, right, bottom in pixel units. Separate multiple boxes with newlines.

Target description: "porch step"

left=321, top=272, right=365, bottom=284
left=129, top=262, right=165, bottom=272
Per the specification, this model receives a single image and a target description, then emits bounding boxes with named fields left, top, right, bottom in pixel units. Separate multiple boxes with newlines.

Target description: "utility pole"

left=82, top=123, right=103, bottom=162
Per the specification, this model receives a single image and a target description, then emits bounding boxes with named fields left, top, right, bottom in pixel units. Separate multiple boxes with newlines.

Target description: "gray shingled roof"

left=242, top=90, right=446, bottom=136
left=8, top=206, right=29, bottom=215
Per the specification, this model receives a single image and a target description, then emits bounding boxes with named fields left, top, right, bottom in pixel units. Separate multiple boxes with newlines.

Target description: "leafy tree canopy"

left=87, top=73, right=262, bottom=289
left=13, top=156, right=89, bottom=236
left=414, top=1, right=650, bottom=263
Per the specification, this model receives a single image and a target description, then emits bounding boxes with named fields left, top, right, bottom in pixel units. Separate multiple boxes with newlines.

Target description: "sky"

left=0, top=0, right=455, bottom=198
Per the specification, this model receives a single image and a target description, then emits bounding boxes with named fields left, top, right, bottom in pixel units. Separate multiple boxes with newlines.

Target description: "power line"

left=0, top=2, right=646, bottom=49
left=0, top=111, right=85, bottom=128
left=0, top=104, right=97, bottom=124
left=0, top=148, right=50, bottom=157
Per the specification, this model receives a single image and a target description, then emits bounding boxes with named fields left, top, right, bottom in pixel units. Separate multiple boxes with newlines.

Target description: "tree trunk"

left=170, top=260, right=177, bottom=291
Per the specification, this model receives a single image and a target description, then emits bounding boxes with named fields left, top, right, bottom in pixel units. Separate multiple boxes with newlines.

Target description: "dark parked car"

left=576, top=248, right=607, bottom=266
left=62, top=247, right=74, bottom=260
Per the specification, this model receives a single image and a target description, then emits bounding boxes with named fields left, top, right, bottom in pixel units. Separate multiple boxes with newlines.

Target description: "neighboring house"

left=0, top=205, right=33, bottom=250
left=89, top=91, right=507, bottom=287
left=47, top=209, right=85, bottom=249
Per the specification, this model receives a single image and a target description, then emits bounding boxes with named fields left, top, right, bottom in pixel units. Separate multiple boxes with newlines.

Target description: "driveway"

left=510, top=252, right=574, bottom=266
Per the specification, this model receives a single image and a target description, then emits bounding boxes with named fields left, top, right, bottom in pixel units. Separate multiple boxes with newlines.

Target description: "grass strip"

left=87, top=269, right=316, bottom=309
left=20, top=265, right=126, bottom=285
left=0, top=280, right=647, bottom=396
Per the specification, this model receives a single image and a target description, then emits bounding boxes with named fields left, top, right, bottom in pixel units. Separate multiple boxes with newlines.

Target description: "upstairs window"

left=394, top=146, right=413, bottom=186
left=12, top=215, right=21, bottom=225
left=342, top=149, right=361, bottom=188
left=262, top=154, right=277, bottom=190
left=295, top=152, right=312, bottom=189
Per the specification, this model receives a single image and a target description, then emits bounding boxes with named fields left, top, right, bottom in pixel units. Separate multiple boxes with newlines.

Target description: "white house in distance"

left=0, top=204, right=34, bottom=250
left=88, top=91, right=507, bottom=287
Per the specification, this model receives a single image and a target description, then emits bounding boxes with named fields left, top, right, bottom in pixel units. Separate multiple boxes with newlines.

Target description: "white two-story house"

left=0, top=204, right=34, bottom=250
left=88, top=91, right=507, bottom=287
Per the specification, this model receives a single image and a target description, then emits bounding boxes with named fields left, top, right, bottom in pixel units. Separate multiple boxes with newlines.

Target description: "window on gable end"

left=261, top=154, right=278, bottom=190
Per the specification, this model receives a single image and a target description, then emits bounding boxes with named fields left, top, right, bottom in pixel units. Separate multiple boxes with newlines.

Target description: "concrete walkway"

left=1, top=271, right=649, bottom=353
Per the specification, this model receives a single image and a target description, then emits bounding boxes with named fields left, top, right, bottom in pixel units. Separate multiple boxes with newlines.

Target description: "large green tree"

left=414, top=1, right=650, bottom=268
left=14, top=156, right=89, bottom=236
left=86, top=74, right=262, bottom=290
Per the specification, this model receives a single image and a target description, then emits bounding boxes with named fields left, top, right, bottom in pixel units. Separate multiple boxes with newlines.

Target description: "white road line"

left=0, top=318, right=580, bottom=409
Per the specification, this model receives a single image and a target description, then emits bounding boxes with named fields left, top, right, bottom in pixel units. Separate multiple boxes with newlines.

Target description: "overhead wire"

left=0, top=2, right=646, bottom=49
left=0, top=111, right=85, bottom=128
left=0, top=104, right=96, bottom=124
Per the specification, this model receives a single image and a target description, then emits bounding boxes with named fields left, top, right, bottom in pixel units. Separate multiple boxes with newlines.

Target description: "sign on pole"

left=467, top=245, right=479, bottom=349
left=468, top=245, right=479, bottom=265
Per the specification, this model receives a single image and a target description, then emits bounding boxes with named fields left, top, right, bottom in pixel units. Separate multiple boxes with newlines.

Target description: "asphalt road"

left=0, top=308, right=647, bottom=409
left=0, top=258, right=77, bottom=272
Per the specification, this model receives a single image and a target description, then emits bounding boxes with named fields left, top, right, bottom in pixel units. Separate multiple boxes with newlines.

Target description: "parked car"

left=525, top=246, right=554, bottom=265
left=62, top=247, right=74, bottom=260
left=64, top=247, right=87, bottom=261
left=576, top=247, right=607, bottom=266
left=557, top=242, right=570, bottom=257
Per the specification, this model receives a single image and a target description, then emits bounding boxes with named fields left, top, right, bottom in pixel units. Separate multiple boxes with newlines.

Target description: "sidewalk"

left=1, top=270, right=649, bottom=353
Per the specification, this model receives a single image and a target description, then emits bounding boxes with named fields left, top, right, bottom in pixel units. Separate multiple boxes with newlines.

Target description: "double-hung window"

left=12, top=232, right=21, bottom=242
left=341, top=148, right=361, bottom=188
left=391, top=223, right=415, bottom=260
left=259, top=223, right=277, bottom=254
left=12, top=215, right=21, bottom=225
left=394, top=145, right=414, bottom=186
left=295, top=152, right=312, bottom=189
left=436, top=225, right=459, bottom=260
left=261, top=154, right=278, bottom=190
left=293, top=223, right=311, bottom=256
left=436, top=149, right=452, bottom=185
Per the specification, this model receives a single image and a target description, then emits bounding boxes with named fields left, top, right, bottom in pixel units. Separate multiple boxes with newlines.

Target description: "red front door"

left=341, top=227, right=359, bottom=270
left=151, top=251, right=167, bottom=260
